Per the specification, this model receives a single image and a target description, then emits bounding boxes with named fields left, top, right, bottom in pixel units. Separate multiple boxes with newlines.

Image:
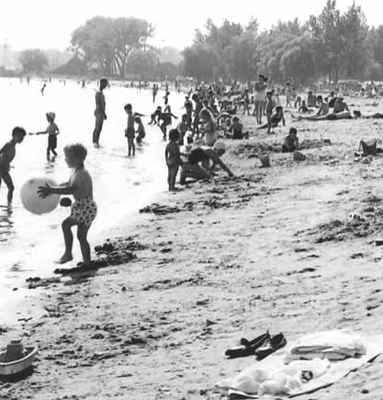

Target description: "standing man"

left=92, top=78, right=108, bottom=148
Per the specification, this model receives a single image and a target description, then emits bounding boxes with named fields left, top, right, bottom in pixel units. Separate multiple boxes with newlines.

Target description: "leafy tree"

left=183, top=44, right=217, bottom=81
left=309, top=0, right=343, bottom=82
left=71, top=17, right=153, bottom=78
left=19, top=49, right=48, bottom=73
left=126, top=49, right=159, bottom=79
left=279, top=33, right=316, bottom=84
left=226, top=31, right=259, bottom=81
left=339, top=2, right=369, bottom=78
left=369, top=26, right=383, bottom=71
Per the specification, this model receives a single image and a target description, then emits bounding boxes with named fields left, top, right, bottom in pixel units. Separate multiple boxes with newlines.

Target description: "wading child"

left=38, top=143, right=97, bottom=266
left=159, top=107, right=178, bottom=140
left=124, top=104, right=144, bottom=156
left=0, top=127, right=26, bottom=204
left=149, top=106, right=162, bottom=125
left=30, top=112, right=60, bottom=161
left=165, top=129, right=183, bottom=192
left=135, top=116, right=146, bottom=145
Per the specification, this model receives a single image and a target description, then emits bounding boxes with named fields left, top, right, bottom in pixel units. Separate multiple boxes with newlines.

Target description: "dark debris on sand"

left=296, top=196, right=383, bottom=243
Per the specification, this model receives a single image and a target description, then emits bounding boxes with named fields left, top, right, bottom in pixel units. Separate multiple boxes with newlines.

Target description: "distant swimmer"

left=92, top=78, right=108, bottom=148
left=152, top=84, right=158, bottom=103
left=41, top=82, right=47, bottom=95
left=164, top=90, right=170, bottom=106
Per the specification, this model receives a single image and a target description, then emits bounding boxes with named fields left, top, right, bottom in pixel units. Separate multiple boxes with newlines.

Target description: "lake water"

left=0, top=78, right=184, bottom=322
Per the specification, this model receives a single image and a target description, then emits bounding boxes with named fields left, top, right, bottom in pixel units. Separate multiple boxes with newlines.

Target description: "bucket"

left=5, top=339, right=24, bottom=362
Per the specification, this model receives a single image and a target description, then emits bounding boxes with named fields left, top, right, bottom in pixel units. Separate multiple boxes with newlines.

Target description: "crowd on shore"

left=1, top=74, right=383, bottom=270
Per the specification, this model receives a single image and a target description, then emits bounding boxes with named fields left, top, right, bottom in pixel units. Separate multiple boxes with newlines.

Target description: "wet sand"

left=2, top=97, right=383, bottom=399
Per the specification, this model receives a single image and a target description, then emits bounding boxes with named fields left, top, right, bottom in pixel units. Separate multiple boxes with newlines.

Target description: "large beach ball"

left=20, top=178, right=60, bottom=215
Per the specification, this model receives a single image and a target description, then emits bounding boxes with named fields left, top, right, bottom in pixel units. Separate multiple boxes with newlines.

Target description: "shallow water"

left=0, top=78, right=184, bottom=314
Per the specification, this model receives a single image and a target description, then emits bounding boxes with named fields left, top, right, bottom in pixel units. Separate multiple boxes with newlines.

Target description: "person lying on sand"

left=180, top=141, right=234, bottom=184
left=257, top=106, right=285, bottom=131
left=293, top=97, right=330, bottom=121
left=282, top=127, right=299, bottom=153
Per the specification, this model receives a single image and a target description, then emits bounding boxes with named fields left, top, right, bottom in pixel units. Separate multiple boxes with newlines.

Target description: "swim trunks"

left=70, top=198, right=97, bottom=228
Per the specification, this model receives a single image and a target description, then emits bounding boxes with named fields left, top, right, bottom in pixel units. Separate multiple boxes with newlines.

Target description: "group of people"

left=4, top=75, right=368, bottom=268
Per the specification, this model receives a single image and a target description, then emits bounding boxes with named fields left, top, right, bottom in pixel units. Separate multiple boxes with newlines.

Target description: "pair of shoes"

left=225, top=332, right=270, bottom=359
left=255, top=333, right=287, bottom=361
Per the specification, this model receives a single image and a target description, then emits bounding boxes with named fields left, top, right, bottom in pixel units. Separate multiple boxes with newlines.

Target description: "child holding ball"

left=38, top=143, right=97, bottom=266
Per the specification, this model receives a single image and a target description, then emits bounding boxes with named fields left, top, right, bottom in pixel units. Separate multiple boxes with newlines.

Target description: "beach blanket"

left=285, top=330, right=366, bottom=363
left=216, top=331, right=383, bottom=399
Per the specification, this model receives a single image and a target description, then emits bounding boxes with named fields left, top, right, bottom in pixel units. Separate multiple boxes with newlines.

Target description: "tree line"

left=183, top=0, right=383, bottom=84
left=15, top=0, right=383, bottom=83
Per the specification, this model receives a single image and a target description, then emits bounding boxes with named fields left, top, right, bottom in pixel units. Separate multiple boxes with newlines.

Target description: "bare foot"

left=56, top=254, right=73, bottom=264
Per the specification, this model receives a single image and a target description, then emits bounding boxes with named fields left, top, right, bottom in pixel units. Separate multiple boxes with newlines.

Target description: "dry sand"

left=2, top=97, right=383, bottom=399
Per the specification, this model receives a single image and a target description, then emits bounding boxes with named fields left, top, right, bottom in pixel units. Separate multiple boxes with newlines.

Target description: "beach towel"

left=216, top=331, right=383, bottom=398
left=285, top=330, right=366, bottom=363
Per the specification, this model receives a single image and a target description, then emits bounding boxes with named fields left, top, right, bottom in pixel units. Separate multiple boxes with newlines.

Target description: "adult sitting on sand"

left=282, top=128, right=299, bottom=153
left=333, top=97, right=349, bottom=114
left=257, top=106, right=285, bottom=130
left=180, top=141, right=234, bottom=184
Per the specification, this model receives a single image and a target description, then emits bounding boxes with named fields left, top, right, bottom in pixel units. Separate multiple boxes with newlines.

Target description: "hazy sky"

left=0, top=0, right=381, bottom=51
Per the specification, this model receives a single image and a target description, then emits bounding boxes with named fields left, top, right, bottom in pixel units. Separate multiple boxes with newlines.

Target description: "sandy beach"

left=2, top=97, right=383, bottom=399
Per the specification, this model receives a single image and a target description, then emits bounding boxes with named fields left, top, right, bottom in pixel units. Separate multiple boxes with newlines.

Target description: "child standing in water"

left=30, top=112, right=60, bottom=161
left=165, top=129, right=183, bottom=192
left=38, top=143, right=97, bottom=266
left=135, top=116, right=146, bottom=145
left=124, top=104, right=144, bottom=156
left=0, top=127, right=26, bottom=204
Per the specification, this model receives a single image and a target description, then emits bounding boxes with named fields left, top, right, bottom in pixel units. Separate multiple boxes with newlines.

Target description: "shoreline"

left=2, top=98, right=383, bottom=399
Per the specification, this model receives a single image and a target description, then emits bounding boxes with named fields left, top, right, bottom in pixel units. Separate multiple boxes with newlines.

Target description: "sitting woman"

left=282, top=127, right=299, bottom=153
left=180, top=141, right=234, bottom=184
left=257, top=106, right=285, bottom=130
left=333, top=97, right=349, bottom=114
